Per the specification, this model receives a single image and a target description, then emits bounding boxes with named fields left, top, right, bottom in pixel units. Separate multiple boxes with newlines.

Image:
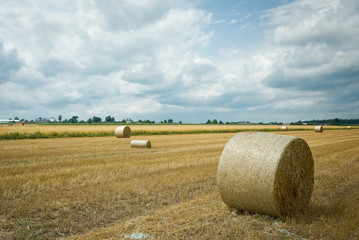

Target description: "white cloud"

left=125, top=98, right=163, bottom=114
left=0, top=42, right=23, bottom=83
left=86, top=106, right=106, bottom=115
left=0, top=0, right=358, bottom=122
left=0, top=1, right=216, bottom=119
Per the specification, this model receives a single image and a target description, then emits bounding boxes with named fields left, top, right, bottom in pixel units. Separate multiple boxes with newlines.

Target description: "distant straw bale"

left=347, top=126, right=351, bottom=130
left=130, top=140, right=151, bottom=148
left=314, top=126, right=323, bottom=132
left=217, top=132, right=314, bottom=217
left=115, top=126, right=131, bottom=138
left=281, top=126, right=288, bottom=131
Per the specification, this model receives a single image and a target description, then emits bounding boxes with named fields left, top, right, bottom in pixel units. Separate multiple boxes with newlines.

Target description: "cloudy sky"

left=1, top=0, right=358, bottom=123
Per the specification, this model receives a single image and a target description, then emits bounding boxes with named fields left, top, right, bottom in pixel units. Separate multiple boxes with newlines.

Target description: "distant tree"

left=212, top=119, right=218, bottom=124
left=120, top=119, right=126, bottom=123
left=179, top=121, right=182, bottom=124
left=168, top=119, right=173, bottom=123
left=58, top=115, right=62, bottom=123
left=63, top=119, right=68, bottom=123
left=92, top=116, right=102, bottom=123
left=69, top=116, right=79, bottom=123
left=331, top=118, right=340, bottom=125
left=14, top=116, right=19, bottom=120
left=138, top=119, right=143, bottom=123
left=105, top=115, right=115, bottom=122
left=219, top=120, right=223, bottom=124
left=87, top=118, right=92, bottom=123
left=163, top=119, right=167, bottom=123
left=79, top=120, right=85, bottom=123
left=206, top=119, right=212, bottom=124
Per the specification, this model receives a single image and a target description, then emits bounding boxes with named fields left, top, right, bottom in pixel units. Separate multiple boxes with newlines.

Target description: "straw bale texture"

left=217, top=132, right=314, bottom=217
left=281, top=126, right=288, bottom=131
left=115, top=126, right=131, bottom=138
left=315, top=126, right=323, bottom=132
left=130, top=140, right=151, bottom=148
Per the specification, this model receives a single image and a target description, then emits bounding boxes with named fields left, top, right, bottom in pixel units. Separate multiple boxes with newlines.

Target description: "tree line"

left=290, top=118, right=359, bottom=125
left=6, top=116, right=359, bottom=125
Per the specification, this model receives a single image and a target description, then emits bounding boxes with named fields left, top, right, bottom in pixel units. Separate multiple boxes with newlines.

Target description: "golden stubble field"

left=0, top=124, right=347, bottom=135
left=0, top=127, right=358, bottom=239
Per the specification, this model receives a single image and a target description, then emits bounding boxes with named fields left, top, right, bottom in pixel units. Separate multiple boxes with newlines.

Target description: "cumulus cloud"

left=0, top=0, right=358, bottom=122
left=0, top=42, right=23, bottom=83
left=0, top=0, right=215, bottom=119
left=252, top=0, right=359, bottom=118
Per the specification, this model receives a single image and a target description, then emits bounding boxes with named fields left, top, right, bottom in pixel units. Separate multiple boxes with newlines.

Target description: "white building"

left=0, top=119, right=20, bottom=124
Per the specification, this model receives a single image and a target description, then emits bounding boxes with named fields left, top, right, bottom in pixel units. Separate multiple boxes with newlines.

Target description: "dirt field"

left=1, top=129, right=358, bottom=239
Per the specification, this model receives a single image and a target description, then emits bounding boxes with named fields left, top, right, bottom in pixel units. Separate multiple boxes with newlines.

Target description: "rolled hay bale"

left=130, top=140, right=151, bottom=148
left=281, top=126, right=288, bottom=131
left=314, top=126, right=323, bottom=132
left=217, top=132, right=314, bottom=217
left=347, top=126, right=351, bottom=130
left=115, top=126, right=131, bottom=138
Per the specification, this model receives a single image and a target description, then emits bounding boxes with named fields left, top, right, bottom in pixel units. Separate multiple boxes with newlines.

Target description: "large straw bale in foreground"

left=217, top=132, right=314, bottom=217
left=130, top=140, right=151, bottom=148
left=314, top=126, right=323, bottom=132
left=115, top=126, right=131, bottom=138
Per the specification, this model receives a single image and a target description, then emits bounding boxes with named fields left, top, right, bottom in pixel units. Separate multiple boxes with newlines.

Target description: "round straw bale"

left=115, top=126, right=131, bottom=138
left=281, top=126, right=288, bottom=131
left=347, top=126, right=351, bottom=130
left=130, top=140, right=151, bottom=148
left=314, top=126, right=323, bottom=132
left=217, top=132, right=314, bottom=217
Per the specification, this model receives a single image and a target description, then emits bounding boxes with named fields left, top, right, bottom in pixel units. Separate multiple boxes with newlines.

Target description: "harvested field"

left=1, top=129, right=359, bottom=239
left=0, top=124, right=349, bottom=140
left=0, top=124, right=347, bottom=135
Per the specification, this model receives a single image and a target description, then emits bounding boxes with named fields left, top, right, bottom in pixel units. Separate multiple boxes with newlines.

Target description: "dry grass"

left=0, top=124, right=346, bottom=135
left=0, top=129, right=358, bottom=239
left=0, top=124, right=350, bottom=140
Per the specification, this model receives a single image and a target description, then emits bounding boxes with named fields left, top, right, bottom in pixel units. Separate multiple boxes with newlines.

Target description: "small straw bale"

left=314, top=126, right=323, bottom=132
left=347, top=126, right=351, bottom=130
left=217, top=132, right=314, bottom=217
left=281, top=126, right=288, bottom=131
left=130, top=140, right=151, bottom=148
left=115, top=126, right=131, bottom=138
